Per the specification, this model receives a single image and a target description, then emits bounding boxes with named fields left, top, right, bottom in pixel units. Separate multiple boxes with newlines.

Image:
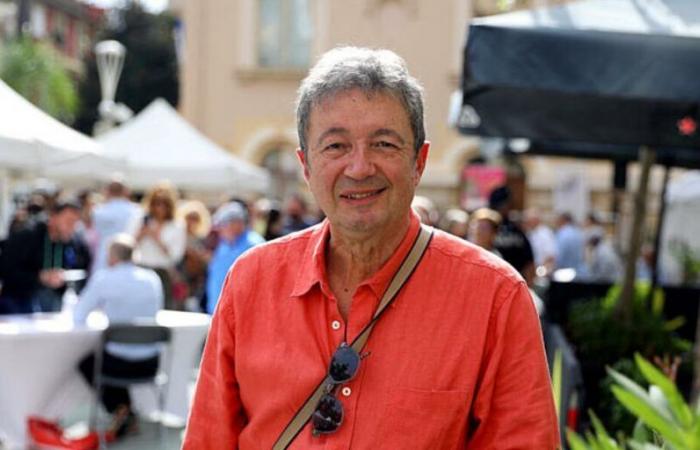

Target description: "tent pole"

left=648, top=165, right=670, bottom=302
left=0, top=169, right=10, bottom=239
left=612, top=160, right=628, bottom=255
left=616, top=146, right=655, bottom=321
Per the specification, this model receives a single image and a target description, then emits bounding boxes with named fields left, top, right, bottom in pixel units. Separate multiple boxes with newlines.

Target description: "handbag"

left=273, top=224, right=433, bottom=450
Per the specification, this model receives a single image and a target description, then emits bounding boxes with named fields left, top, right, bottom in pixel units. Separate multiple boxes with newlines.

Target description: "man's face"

left=297, top=89, right=428, bottom=236
left=52, top=209, right=80, bottom=241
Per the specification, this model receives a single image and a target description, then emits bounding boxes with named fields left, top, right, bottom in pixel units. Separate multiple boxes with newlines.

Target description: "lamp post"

left=93, top=40, right=133, bottom=136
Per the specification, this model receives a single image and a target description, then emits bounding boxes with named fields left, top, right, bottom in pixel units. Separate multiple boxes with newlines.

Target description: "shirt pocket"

left=378, top=387, right=469, bottom=450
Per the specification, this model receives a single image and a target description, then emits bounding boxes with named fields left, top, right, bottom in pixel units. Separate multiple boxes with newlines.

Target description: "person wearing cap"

left=184, top=46, right=558, bottom=449
left=205, top=201, right=264, bottom=314
left=0, top=200, right=91, bottom=314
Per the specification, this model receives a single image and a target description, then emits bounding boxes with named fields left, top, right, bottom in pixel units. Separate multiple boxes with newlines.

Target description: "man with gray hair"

left=184, top=47, right=558, bottom=448
left=74, top=233, right=163, bottom=438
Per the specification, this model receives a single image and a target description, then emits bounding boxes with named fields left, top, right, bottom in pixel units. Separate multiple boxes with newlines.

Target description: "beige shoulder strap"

left=272, top=225, right=433, bottom=450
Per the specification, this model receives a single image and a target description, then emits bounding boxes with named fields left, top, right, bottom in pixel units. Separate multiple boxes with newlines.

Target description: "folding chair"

left=90, top=323, right=172, bottom=449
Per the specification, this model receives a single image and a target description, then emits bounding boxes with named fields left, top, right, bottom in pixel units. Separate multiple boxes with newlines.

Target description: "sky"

left=83, top=0, right=168, bottom=14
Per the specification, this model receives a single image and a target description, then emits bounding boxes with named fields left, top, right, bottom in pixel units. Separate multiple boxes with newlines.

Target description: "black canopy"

left=460, top=0, right=700, bottom=151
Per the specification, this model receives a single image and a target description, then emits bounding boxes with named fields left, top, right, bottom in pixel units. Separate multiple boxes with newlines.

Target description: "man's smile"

left=339, top=187, right=387, bottom=201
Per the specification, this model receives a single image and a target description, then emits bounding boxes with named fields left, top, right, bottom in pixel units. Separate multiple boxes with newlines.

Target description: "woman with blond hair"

left=134, top=182, right=186, bottom=309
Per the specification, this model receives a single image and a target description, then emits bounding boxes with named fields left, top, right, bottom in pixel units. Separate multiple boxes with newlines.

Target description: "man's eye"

left=324, top=142, right=346, bottom=151
left=374, top=141, right=397, bottom=149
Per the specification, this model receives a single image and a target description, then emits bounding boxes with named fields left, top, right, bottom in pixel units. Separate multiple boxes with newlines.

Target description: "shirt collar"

left=290, top=211, right=422, bottom=300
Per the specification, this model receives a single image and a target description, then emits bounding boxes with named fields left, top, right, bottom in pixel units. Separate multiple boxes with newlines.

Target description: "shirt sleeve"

left=182, top=270, right=246, bottom=449
left=73, top=271, right=106, bottom=324
left=467, top=281, right=560, bottom=449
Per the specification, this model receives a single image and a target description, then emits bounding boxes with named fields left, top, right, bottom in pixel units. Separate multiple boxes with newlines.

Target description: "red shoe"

left=28, top=416, right=99, bottom=450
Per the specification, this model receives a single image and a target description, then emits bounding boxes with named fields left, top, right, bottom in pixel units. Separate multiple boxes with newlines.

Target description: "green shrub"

left=566, top=283, right=689, bottom=433
left=568, top=354, right=700, bottom=450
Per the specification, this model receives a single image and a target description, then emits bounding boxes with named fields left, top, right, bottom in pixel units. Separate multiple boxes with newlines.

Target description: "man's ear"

left=296, top=148, right=310, bottom=182
left=413, top=141, right=430, bottom=186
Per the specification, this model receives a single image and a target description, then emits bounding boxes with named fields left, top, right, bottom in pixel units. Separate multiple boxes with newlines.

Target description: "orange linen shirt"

left=183, top=213, right=559, bottom=449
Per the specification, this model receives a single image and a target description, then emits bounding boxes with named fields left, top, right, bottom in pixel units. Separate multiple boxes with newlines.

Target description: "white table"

left=0, top=310, right=210, bottom=449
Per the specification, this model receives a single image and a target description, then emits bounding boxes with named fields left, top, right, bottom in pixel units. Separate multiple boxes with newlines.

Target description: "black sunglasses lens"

left=329, top=345, right=360, bottom=383
left=312, top=394, right=343, bottom=433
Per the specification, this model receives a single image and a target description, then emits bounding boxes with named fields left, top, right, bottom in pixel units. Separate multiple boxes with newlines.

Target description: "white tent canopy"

left=0, top=79, right=124, bottom=237
left=0, top=79, right=122, bottom=177
left=95, top=99, right=271, bottom=194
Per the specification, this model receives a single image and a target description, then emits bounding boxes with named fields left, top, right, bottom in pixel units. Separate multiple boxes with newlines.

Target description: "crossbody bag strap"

left=273, top=224, right=434, bottom=450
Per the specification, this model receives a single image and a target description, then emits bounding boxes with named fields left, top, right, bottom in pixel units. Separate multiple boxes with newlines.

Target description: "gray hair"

left=108, top=233, right=135, bottom=263
left=296, top=46, right=426, bottom=156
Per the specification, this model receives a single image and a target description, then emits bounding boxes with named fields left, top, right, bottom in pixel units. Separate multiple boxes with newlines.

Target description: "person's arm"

left=73, top=272, right=105, bottom=324
left=182, top=271, right=246, bottom=449
left=467, top=281, right=560, bottom=448
left=0, top=229, right=42, bottom=294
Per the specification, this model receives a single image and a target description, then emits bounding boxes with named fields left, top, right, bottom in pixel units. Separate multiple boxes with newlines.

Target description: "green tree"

left=74, top=2, right=179, bottom=134
left=0, top=37, right=79, bottom=124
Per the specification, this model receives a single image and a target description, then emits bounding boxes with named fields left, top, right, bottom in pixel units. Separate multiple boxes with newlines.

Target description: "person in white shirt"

left=134, top=182, right=186, bottom=310
left=523, top=208, right=557, bottom=276
left=585, top=229, right=622, bottom=283
left=91, top=178, right=143, bottom=273
left=74, top=234, right=163, bottom=439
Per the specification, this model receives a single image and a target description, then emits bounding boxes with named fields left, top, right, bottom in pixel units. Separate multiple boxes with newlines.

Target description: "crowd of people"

left=0, top=176, right=630, bottom=318
left=0, top=178, right=330, bottom=316
left=413, top=186, right=625, bottom=288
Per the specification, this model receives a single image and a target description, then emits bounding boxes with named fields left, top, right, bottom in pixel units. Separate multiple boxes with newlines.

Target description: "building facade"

left=176, top=0, right=482, bottom=206
left=174, top=0, right=671, bottom=226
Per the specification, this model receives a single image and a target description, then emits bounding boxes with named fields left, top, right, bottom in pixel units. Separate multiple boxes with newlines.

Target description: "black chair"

left=91, top=323, right=172, bottom=448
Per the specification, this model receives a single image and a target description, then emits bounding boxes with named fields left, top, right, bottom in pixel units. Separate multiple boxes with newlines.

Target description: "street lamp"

left=93, top=40, right=133, bottom=136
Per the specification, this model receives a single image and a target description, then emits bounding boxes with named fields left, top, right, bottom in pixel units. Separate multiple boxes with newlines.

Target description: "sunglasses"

left=311, top=342, right=361, bottom=435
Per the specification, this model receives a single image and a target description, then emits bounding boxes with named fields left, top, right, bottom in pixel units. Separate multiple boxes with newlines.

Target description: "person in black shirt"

left=0, top=200, right=91, bottom=314
left=488, top=186, right=535, bottom=285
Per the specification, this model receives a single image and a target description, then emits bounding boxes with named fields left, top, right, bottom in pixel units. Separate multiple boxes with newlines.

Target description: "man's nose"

left=344, top=145, right=376, bottom=180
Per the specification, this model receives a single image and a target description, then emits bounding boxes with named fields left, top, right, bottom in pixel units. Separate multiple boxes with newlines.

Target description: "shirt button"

left=341, top=387, right=352, bottom=397
left=331, top=320, right=341, bottom=330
